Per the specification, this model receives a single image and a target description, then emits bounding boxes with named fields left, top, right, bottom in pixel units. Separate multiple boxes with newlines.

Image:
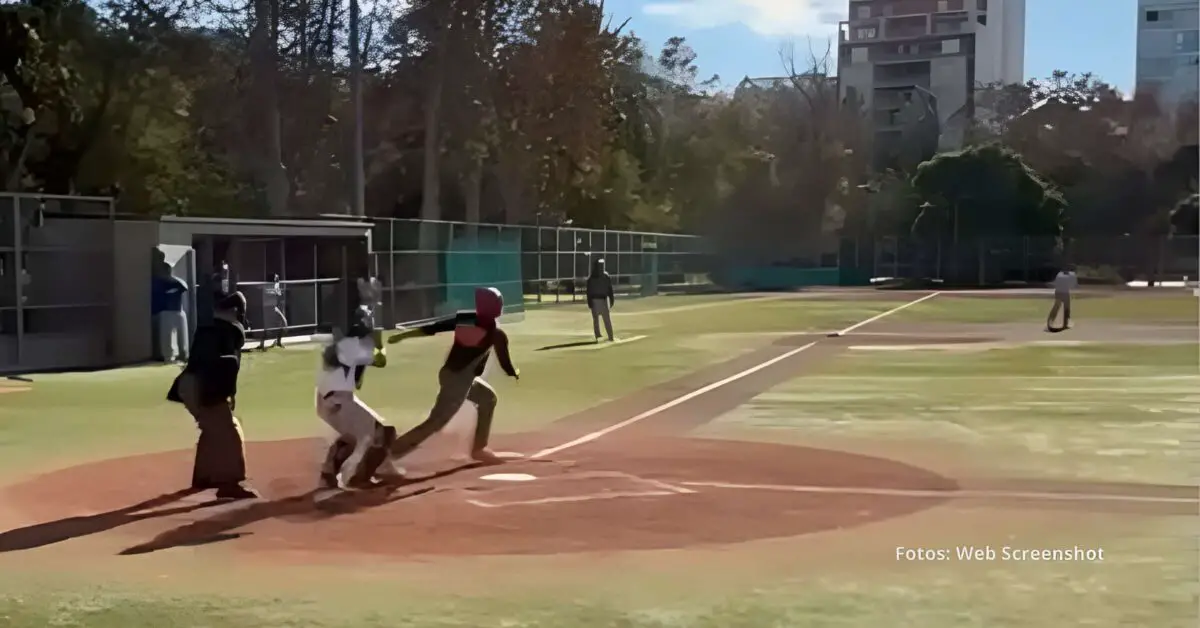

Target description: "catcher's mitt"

left=372, top=347, right=388, bottom=368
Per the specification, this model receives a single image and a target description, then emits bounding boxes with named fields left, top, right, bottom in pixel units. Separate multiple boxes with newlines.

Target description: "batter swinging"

left=387, top=287, right=520, bottom=466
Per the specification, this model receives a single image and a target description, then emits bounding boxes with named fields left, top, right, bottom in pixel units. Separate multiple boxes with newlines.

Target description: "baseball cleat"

left=470, top=448, right=507, bottom=465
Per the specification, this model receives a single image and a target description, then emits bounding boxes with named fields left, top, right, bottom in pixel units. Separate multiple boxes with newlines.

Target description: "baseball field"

left=0, top=289, right=1196, bottom=627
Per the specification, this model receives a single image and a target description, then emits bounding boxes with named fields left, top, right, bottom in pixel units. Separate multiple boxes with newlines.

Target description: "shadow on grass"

left=118, top=462, right=484, bottom=555
left=0, top=490, right=225, bottom=552
left=536, top=340, right=598, bottom=351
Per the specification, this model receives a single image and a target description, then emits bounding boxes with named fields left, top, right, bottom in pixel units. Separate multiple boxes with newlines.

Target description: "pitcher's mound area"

left=2, top=437, right=954, bottom=558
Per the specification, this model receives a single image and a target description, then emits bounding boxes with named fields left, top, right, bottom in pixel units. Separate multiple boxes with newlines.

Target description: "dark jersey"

left=418, top=311, right=518, bottom=378
left=168, top=318, right=245, bottom=405
left=586, top=272, right=614, bottom=301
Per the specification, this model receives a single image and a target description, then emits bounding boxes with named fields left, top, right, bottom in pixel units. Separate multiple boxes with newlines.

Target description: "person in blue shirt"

left=153, top=264, right=191, bottom=363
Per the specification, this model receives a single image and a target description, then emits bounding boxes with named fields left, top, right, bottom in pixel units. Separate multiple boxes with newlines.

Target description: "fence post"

left=554, top=226, right=561, bottom=303
left=935, top=238, right=942, bottom=281
left=12, top=196, right=23, bottom=365
left=977, top=238, right=986, bottom=286
left=1156, top=236, right=1166, bottom=286
left=602, top=225, right=608, bottom=270
left=1023, top=236, right=1029, bottom=282
left=871, top=237, right=879, bottom=279
left=891, top=236, right=899, bottom=279
left=534, top=216, right=543, bottom=304
left=388, top=220, right=396, bottom=324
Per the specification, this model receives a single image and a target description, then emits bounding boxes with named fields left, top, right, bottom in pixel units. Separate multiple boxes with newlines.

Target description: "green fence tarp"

left=717, top=266, right=871, bottom=290
left=443, top=232, right=523, bottom=313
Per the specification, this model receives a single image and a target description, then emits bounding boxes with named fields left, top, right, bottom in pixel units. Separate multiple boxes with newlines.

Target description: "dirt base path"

left=1, top=304, right=1195, bottom=561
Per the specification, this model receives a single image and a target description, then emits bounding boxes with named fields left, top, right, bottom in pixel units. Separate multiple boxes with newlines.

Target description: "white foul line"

left=531, top=341, right=819, bottom=458
left=532, top=292, right=940, bottom=459
left=830, top=291, right=942, bottom=336
left=466, top=490, right=682, bottom=508
left=681, top=481, right=1199, bottom=505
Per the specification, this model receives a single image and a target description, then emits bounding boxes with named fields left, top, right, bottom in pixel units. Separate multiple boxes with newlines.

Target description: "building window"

left=1179, top=54, right=1200, bottom=67
left=1147, top=10, right=1159, bottom=22
left=855, top=27, right=878, bottom=39
left=976, top=0, right=986, bottom=10
left=857, top=5, right=870, bottom=18
left=976, top=14, right=986, bottom=25
left=942, top=39, right=961, bottom=54
left=1141, top=57, right=1174, bottom=78
left=937, top=0, right=949, bottom=11
left=851, top=47, right=868, bottom=63
left=1176, top=30, right=1199, bottom=52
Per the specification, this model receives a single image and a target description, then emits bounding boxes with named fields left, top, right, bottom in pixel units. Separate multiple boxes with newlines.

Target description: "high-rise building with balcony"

left=837, top=0, right=1026, bottom=168
left=1135, top=1, right=1200, bottom=111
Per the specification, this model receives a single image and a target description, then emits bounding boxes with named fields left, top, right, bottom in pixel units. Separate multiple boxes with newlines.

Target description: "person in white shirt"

left=315, top=309, right=397, bottom=490
left=1047, top=265, right=1078, bottom=331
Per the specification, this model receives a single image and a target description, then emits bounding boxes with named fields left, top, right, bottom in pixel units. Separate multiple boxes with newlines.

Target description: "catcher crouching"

left=315, top=308, right=399, bottom=490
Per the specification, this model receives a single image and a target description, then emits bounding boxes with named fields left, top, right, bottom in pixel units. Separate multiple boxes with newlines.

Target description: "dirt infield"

left=2, top=306, right=1196, bottom=560
left=1, top=436, right=955, bottom=556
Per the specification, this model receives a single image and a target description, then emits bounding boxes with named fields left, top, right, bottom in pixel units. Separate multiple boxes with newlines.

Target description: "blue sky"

left=604, top=0, right=1137, bottom=93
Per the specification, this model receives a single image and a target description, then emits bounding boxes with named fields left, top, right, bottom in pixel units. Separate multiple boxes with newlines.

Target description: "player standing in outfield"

left=167, top=291, right=258, bottom=500
left=1047, top=265, right=1077, bottom=331
left=315, top=307, right=398, bottom=490
left=586, top=257, right=616, bottom=342
left=387, top=287, right=519, bottom=466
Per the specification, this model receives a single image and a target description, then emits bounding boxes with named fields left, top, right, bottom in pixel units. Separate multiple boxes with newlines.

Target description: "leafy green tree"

left=1170, top=193, right=1198, bottom=236
left=911, top=144, right=1065, bottom=240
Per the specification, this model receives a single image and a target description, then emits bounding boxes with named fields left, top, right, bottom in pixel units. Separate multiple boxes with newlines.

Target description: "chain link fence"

left=1, top=193, right=116, bottom=372
left=865, top=235, right=1199, bottom=285
left=369, top=218, right=710, bottom=327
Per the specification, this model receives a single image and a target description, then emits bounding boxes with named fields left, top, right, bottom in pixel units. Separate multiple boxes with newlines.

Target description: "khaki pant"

left=1047, top=291, right=1072, bottom=328
left=177, top=374, right=246, bottom=486
left=157, top=310, right=189, bottom=362
left=590, top=298, right=614, bottom=341
left=316, top=390, right=399, bottom=480
left=390, top=368, right=497, bottom=460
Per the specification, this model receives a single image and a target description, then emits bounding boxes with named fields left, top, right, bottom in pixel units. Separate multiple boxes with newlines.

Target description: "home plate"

left=481, top=473, right=538, bottom=482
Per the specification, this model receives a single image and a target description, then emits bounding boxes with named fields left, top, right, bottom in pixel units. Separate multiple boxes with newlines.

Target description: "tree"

left=1, top=1, right=79, bottom=190
left=1171, top=193, right=1198, bottom=236
left=911, top=144, right=1064, bottom=239
left=703, top=41, right=866, bottom=266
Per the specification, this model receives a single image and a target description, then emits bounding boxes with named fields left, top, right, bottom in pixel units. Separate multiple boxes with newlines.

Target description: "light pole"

left=349, top=0, right=365, bottom=217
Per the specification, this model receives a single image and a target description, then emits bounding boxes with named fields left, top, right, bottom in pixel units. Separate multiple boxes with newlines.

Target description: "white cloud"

left=641, top=0, right=846, bottom=37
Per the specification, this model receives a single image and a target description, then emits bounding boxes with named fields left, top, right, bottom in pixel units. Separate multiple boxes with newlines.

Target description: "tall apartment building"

left=837, top=0, right=1026, bottom=168
left=1135, top=0, right=1199, bottom=110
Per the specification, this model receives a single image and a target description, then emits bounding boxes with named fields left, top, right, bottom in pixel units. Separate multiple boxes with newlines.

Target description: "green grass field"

left=0, top=290, right=1196, bottom=627
left=892, top=293, right=1198, bottom=324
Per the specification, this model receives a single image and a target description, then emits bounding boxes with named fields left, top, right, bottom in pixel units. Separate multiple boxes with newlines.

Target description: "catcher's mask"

left=346, top=306, right=373, bottom=339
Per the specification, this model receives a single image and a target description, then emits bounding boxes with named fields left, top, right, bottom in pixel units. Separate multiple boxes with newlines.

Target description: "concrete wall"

left=973, top=8, right=1003, bottom=86
left=112, top=220, right=159, bottom=365
left=931, top=56, right=969, bottom=150
left=840, top=62, right=876, bottom=110
left=1136, top=0, right=1200, bottom=107
left=0, top=217, right=113, bottom=372
left=1000, top=0, right=1026, bottom=85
